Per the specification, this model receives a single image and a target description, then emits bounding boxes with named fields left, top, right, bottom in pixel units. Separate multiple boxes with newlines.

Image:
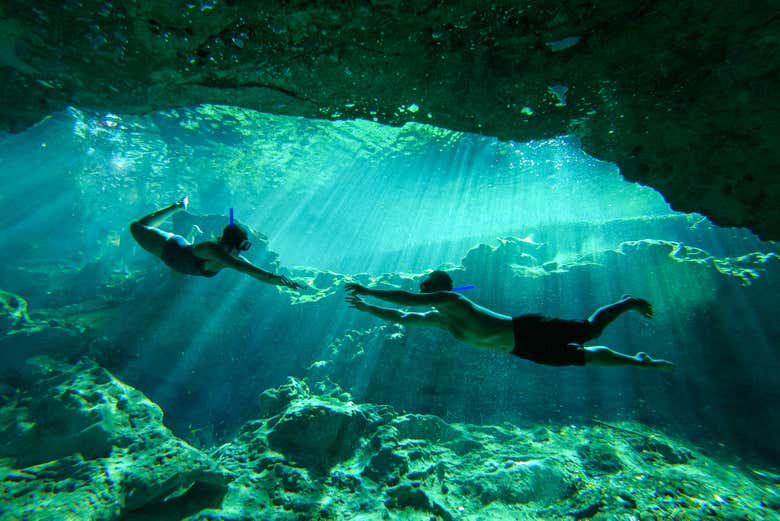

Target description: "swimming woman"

left=130, top=197, right=303, bottom=289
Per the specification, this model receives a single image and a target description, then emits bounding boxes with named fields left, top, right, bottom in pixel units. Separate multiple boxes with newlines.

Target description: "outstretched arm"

left=346, top=295, right=443, bottom=327
left=193, top=242, right=304, bottom=289
left=345, top=282, right=456, bottom=306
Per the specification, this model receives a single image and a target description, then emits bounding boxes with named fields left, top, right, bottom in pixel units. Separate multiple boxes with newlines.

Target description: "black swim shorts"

left=511, top=313, right=594, bottom=366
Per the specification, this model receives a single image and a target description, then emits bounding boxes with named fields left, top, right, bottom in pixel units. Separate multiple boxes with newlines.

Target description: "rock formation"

left=1, top=367, right=776, bottom=520
left=0, top=357, right=231, bottom=520
left=0, top=2, right=777, bottom=238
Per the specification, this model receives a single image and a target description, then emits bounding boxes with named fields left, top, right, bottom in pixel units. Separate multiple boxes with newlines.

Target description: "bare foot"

left=622, top=294, right=653, bottom=319
left=636, top=352, right=675, bottom=371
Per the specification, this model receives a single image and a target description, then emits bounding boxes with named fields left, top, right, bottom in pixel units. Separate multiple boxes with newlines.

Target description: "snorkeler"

left=130, top=197, right=303, bottom=289
left=345, top=271, right=674, bottom=369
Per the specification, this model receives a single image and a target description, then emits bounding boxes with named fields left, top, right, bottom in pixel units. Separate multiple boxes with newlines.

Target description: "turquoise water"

left=1, top=106, right=778, bottom=520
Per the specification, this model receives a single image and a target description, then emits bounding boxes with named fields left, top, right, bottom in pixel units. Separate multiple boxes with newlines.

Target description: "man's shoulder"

left=430, top=291, right=468, bottom=308
left=434, top=290, right=462, bottom=301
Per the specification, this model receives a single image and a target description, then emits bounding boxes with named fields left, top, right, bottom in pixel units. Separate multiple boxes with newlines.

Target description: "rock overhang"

left=1, top=1, right=777, bottom=239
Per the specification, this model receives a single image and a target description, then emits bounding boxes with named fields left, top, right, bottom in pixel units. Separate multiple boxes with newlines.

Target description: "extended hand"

left=344, top=282, right=368, bottom=295
left=346, top=294, right=369, bottom=311
left=276, top=275, right=305, bottom=290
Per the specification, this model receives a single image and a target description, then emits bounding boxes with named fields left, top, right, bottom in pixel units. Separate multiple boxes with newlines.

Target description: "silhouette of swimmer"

left=130, top=197, right=303, bottom=289
left=346, top=270, right=674, bottom=369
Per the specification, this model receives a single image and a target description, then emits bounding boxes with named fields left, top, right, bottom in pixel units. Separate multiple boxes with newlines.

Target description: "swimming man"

left=346, top=270, right=674, bottom=369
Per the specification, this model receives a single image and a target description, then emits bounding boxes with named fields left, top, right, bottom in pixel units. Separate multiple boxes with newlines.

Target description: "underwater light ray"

left=253, top=154, right=399, bottom=271
left=442, top=139, right=487, bottom=241
left=646, top=275, right=732, bottom=449
left=151, top=274, right=272, bottom=401
left=2, top=190, right=108, bottom=272
left=249, top=186, right=321, bottom=248
left=115, top=274, right=217, bottom=372
left=433, top=139, right=483, bottom=237
left=233, top=131, right=679, bottom=274
left=346, top=159, right=435, bottom=269
left=2, top=190, right=79, bottom=246
left=385, top=144, right=467, bottom=258
left=575, top=313, right=642, bottom=424
left=382, top=134, right=544, bottom=267
left=726, top=291, right=775, bottom=360
left=601, top=253, right=702, bottom=430
left=318, top=171, right=395, bottom=270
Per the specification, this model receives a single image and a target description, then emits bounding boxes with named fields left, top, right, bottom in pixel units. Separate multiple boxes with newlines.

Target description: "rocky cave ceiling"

left=0, top=1, right=777, bottom=240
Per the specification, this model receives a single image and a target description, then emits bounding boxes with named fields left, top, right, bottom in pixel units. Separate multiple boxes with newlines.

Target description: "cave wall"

left=0, top=1, right=777, bottom=239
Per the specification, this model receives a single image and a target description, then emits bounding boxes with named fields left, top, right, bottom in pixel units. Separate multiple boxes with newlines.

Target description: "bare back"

left=430, top=294, right=514, bottom=352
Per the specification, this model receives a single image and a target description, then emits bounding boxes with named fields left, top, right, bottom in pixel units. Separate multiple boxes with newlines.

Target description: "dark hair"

left=218, top=224, right=249, bottom=251
left=419, top=270, right=453, bottom=293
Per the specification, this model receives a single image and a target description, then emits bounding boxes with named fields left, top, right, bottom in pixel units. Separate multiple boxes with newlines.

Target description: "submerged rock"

left=577, top=441, right=623, bottom=474
left=0, top=363, right=776, bottom=520
left=265, top=396, right=382, bottom=472
left=461, top=457, right=572, bottom=505
left=0, top=290, right=31, bottom=334
left=363, top=445, right=410, bottom=484
left=385, top=482, right=454, bottom=521
left=0, top=357, right=231, bottom=520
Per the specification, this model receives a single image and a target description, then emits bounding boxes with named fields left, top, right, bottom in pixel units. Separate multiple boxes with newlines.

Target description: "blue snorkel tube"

left=453, top=285, right=475, bottom=292
left=227, top=207, right=252, bottom=252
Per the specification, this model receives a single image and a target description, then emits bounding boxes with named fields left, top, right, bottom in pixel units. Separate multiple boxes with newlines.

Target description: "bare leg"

left=588, top=294, right=653, bottom=339
left=584, top=346, right=675, bottom=370
left=129, top=197, right=187, bottom=258
left=136, top=196, right=188, bottom=227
